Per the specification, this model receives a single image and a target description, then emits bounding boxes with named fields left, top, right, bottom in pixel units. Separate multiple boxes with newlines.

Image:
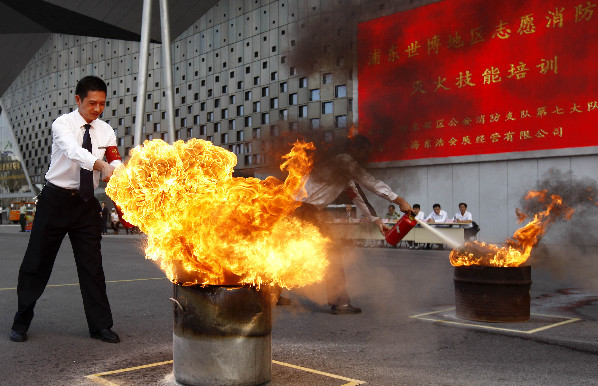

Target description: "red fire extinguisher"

left=385, top=212, right=417, bottom=246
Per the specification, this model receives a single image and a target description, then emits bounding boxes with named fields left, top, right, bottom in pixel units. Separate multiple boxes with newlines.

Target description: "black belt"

left=45, top=182, right=80, bottom=196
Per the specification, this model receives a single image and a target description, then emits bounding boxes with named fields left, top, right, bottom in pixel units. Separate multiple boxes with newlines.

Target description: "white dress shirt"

left=45, top=109, right=121, bottom=189
left=426, top=209, right=447, bottom=223
left=301, top=153, right=398, bottom=222
left=454, top=211, right=473, bottom=228
left=414, top=211, right=425, bottom=221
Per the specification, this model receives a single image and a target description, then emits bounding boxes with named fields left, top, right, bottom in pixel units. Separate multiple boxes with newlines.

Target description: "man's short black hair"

left=459, top=202, right=468, bottom=208
left=75, top=76, right=107, bottom=101
left=413, top=204, right=420, bottom=209
left=433, top=203, right=441, bottom=209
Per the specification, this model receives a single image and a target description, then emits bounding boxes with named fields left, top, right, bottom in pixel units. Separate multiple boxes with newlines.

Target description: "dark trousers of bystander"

left=19, top=214, right=26, bottom=232
left=12, top=185, right=114, bottom=333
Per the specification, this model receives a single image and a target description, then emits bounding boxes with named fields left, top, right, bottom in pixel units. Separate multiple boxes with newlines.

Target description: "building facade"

left=1, top=0, right=596, bottom=244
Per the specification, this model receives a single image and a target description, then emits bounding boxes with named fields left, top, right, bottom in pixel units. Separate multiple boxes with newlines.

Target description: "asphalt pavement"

left=0, top=224, right=597, bottom=385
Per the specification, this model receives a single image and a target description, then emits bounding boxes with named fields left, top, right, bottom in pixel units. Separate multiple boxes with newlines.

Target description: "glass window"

left=322, top=73, right=332, bottom=84
left=299, top=105, right=307, bottom=117
left=253, top=101, right=261, bottom=112
left=270, top=97, right=278, bottom=109
left=280, top=82, right=287, bottom=92
left=299, top=77, right=307, bottom=88
left=245, top=91, right=252, bottom=101
left=335, top=85, right=347, bottom=98
left=262, top=87, right=269, bottom=97
left=322, top=102, right=333, bottom=114
left=335, top=115, right=347, bottom=128
left=289, top=93, right=297, bottom=105
left=237, top=105, right=244, bottom=115
left=310, top=89, right=320, bottom=101
left=245, top=116, right=252, bottom=127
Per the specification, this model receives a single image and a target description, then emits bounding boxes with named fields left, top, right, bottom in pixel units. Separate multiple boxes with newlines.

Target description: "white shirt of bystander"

left=454, top=211, right=473, bottom=228
left=426, top=210, right=447, bottom=223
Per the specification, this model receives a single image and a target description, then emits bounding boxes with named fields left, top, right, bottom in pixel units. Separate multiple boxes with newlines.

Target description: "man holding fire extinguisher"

left=290, top=134, right=411, bottom=314
left=10, top=76, right=122, bottom=344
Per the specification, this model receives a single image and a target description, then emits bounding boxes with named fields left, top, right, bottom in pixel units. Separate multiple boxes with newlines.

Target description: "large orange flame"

left=106, top=139, right=330, bottom=288
left=450, top=190, right=575, bottom=267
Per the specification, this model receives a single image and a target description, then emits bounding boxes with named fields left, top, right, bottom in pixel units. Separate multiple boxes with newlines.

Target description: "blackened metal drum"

left=454, top=265, right=531, bottom=323
left=172, top=284, right=272, bottom=386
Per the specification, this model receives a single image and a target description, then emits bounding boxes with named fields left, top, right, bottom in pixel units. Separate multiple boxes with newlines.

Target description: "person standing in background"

left=100, top=202, right=109, bottom=235
left=10, top=76, right=122, bottom=344
left=19, top=201, right=26, bottom=232
left=110, top=209, right=120, bottom=234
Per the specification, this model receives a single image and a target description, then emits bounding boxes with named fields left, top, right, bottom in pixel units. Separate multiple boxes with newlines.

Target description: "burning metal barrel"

left=171, top=284, right=272, bottom=386
left=453, top=265, right=531, bottom=323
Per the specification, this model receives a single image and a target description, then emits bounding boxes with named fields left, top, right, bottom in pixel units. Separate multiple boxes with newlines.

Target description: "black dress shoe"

left=330, top=304, right=362, bottom=315
left=90, top=328, right=120, bottom=343
left=10, top=330, right=27, bottom=342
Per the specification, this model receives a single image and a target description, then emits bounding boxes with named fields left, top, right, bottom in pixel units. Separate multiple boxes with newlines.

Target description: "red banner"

left=357, top=0, right=598, bottom=162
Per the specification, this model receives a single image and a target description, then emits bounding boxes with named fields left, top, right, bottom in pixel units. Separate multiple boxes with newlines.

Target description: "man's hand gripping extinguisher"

left=385, top=211, right=417, bottom=246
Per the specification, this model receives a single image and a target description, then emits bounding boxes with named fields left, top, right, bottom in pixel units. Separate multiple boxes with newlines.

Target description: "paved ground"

left=0, top=224, right=597, bottom=385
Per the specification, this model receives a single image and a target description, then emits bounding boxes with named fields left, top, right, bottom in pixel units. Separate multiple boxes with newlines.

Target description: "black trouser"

left=19, top=214, right=26, bottom=231
left=292, top=204, right=351, bottom=307
left=12, top=185, right=113, bottom=333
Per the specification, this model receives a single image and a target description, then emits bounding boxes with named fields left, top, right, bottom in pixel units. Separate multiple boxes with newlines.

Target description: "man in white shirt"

left=425, top=203, right=448, bottom=249
left=290, top=135, right=411, bottom=314
left=413, top=204, right=425, bottom=222
left=409, top=204, right=425, bottom=249
left=426, top=203, right=447, bottom=223
left=454, top=202, right=478, bottom=240
left=453, top=202, right=473, bottom=228
left=10, top=76, right=121, bottom=344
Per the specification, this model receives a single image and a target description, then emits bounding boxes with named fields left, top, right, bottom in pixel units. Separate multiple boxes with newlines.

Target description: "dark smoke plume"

left=525, top=169, right=598, bottom=291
